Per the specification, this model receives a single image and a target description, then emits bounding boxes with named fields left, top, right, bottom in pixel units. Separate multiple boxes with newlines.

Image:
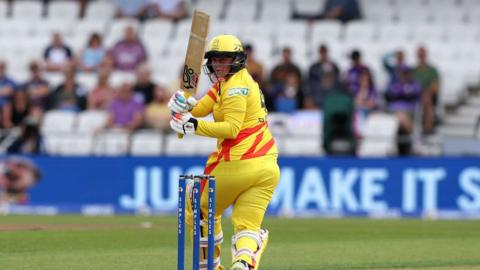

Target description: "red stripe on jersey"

left=241, top=130, right=265, bottom=160
left=251, top=138, right=276, bottom=158
left=207, top=90, right=217, bottom=102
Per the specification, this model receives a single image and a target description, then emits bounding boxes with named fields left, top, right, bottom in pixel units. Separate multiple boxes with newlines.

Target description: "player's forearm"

left=195, top=118, right=242, bottom=139
left=190, top=95, right=214, bottom=117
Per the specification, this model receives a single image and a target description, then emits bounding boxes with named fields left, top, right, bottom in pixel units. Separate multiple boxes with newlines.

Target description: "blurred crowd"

left=246, top=42, right=440, bottom=155
left=0, top=0, right=439, bottom=156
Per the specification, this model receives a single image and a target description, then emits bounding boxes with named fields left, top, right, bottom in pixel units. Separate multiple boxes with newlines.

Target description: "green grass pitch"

left=1, top=215, right=480, bottom=270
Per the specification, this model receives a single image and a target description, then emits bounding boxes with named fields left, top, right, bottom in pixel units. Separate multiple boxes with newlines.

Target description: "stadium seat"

left=105, top=19, right=140, bottom=48
left=93, top=129, right=130, bottom=156
left=0, top=1, right=7, bottom=18
left=84, top=0, right=116, bottom=22
left=343, top=21, right=377, bottom=43
left=76, top=110, right=109, bottom=134
left=44, top=132, right=94, bottom=156
left=293, top=0, right=324, bottom=15
left=47, top=1, right=80, bottom=21
left=267, top=113, right=290, bottom=137
left=286, top=110, right=322, bottom=136
left=71, top=20, right=109, bottom=42
left=130, top=130, right=164, bottom=156
left=193, top=0, right=226, bottom=20
left=164, top=134, right=217, bottom=156
left=44, top=72, right=64, bottom=87
left=31, top=19, right=74, bottom=38
left=109, top=71, right=136, bottom=87
left=224, top=0, right=258, bottom=21
left=377, top=24, right=413, bottom=43
left=12, top=1, right=43, bottom=20
left=0, top=19, right=33, bottom=37
left=260, top=0, right=292, bottom=22
left=282, top=135, right=323, bottom=156
left=142, top=19, right=173, bottom=43
left=362, top=5, right=396, bottom=23
left=40, top=110, right=77, bottom=135
left=358, top=113, right=399, bottom=157
left=310, top=21, right=342, bottom=45
left=396, top=7, right=433, bottom=24
left=77, top=73, right=98, bottom=91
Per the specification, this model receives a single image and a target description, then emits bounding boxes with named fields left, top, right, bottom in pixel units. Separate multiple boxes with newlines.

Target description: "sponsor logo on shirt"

left=227, top=88, right=249, bottom=97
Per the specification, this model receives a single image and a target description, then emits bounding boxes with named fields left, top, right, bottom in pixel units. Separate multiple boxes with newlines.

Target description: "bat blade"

left=178, top=10, right=210, bottom=139
left=181, top=10, right=210, bottom=96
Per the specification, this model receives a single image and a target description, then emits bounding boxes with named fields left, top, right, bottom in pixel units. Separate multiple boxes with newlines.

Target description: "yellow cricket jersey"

left=191, top=68, right=278, bottom=173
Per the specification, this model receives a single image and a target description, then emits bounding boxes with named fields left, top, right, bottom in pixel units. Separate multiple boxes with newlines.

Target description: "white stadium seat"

left=40, top=110, right=77, bottom=135
left=343, top=21, right=377, bottom=43
left=84, top=1, right=116, bottom=21
left=0, top=1, right=7, bottom=18
left=224, top=0, right=258, bottom=21
left=76, top=110, right=109, bottom=133
left=282, top=135, right=323, bottom=156
left=260, top=0, right=292, bottom=22
left=93, top=129, right=130, bottom=156
left=193, top=0, right=226, bottom=20
left=358, top=113, right=399, bottom=157
left=12, top=1, right=43, bottom=20
left=48, top=1, right=80, bottom=21
left=130, top=130, right=164, bottom=156
left=311, top=21, right=342, bottom=45
left=165, top=134, right=217, bottom=156
left=44, top=133, right=94, bottom=156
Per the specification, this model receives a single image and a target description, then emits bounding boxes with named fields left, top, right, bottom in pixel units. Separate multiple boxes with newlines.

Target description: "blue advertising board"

left=1, top=156, right=480, bottom=218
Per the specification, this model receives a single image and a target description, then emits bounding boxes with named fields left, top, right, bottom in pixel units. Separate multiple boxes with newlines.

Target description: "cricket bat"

left=178, top=10, right=210, bottom=139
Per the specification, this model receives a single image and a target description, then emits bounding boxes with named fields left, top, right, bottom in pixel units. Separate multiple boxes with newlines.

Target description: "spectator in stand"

left=245, top=44, right=265, bottom=89
left=23, top=61, right=49, bottom=122
left=2, top=90, right=31, bottom=129
left=0, top=61, right=16, bottom=117
left=114, top=0, right=148, bottom=19
left=109, top=25, right=147, bottom=72
left=413, top=46, right=440, bottom=135
left=6, top=119, right=41, bottom=155
left=383, top=49, right=407, bottom=83
left=293, top=0, right=361, bottom=23
left=88, top=69, right=115, bottom=110
left=78, top=33, right=106, bottom=73
left=133, top=64, right=155, bottom=105
left=145, top=85, right=170, bottom=130
left=49, top=66, right=87, bottom=112
left=145, top=0, right=188, bottom=21
left=345, top=50, right=378, bottom=136
left=106, top=82, right=144, bottom=131
left=43, top=32, right=74, bottom=72
left=270, top=47, right=302, bottom=87
left=272, top=72, right=304, bottom=113
left=385, top=67, right=421, bottom=155
left=305, top=44, right=340, bottom=108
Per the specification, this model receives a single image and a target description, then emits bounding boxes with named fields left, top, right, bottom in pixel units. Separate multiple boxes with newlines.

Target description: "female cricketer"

left=169, top=34, right=280, bottom=270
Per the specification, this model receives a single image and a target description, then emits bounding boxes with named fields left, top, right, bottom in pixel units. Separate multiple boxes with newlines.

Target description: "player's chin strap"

left=199, top=257, right=221, bottom=270
left=231, top=229, right=269, bottom=269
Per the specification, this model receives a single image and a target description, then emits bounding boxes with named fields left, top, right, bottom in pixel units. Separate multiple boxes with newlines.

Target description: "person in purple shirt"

left=23, top=61, right=50, bottom=122
left=345, top=51, right=378, bottom=136
left=109, top=26, right=147, bottom=72
left=385, top=66, right=421, bottom=155
left=0, top=61, right=16, bottom=109
left=107, top=82, right=144, bottom=131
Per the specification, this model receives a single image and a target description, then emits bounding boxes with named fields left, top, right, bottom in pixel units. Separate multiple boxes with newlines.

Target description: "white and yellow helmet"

left=204, top=35, right=247, bottom=76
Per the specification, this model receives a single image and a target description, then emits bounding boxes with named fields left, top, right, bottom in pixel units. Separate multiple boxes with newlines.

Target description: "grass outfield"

left=1, top=216, right=480, bottom=270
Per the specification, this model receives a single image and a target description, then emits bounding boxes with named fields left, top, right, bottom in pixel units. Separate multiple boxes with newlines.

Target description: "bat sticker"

left=183, top=64, right=199, bottom=89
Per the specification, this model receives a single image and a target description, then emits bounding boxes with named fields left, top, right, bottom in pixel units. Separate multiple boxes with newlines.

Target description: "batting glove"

left=168, top=90, right=198, bottom=113
left=170, top=112, right=198, bottom=135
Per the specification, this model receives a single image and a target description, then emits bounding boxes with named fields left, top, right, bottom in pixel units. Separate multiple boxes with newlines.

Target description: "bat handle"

left=177, top=91, right=192, bottom=139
